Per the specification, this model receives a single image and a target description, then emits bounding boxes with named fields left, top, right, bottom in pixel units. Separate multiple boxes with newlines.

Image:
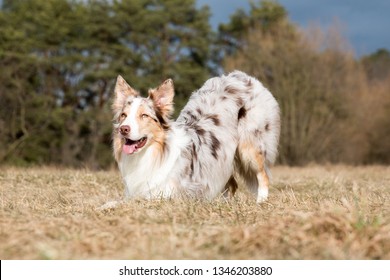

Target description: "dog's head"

left=112, top=75, right=174, bottom=161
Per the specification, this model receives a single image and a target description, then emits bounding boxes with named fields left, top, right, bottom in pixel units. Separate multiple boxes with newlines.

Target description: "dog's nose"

left=120, top=125, right=130, bottom=135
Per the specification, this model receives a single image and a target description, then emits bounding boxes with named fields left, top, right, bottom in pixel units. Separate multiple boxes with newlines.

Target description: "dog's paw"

left=96, top=200, right=122, bottom=211
left=257, top=188, right=268, bottom=204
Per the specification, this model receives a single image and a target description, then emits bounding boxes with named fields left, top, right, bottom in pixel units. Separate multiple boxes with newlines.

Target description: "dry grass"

left=1, top=165, right=389, bottom=259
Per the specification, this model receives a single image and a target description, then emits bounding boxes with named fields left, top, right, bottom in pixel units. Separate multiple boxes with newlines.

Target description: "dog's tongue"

left=123, top=137, right=147, bottom=155
left=123, top=143, right=137, bottom=154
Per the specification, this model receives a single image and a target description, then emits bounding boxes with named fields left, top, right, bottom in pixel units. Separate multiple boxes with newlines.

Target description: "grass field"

left=1, top=165, right=389, bottom=259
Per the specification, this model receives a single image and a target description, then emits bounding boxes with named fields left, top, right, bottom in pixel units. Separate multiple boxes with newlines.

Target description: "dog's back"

left=177, top=70, right=280, bottom=202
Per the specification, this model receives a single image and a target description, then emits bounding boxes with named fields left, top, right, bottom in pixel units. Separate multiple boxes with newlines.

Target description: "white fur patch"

left=257, top=187, right=269, bottom=204
left=119, top=127, right=191, bottom=199
left=123, top=98, right=142, bottom=140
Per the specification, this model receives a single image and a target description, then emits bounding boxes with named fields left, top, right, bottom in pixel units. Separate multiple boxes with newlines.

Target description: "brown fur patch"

left=194, top=125, right=206, bottom=137
left=206, top=114, right=220, bottom=126
left=238, top=107, right=247, bottom=120
left=190, top=159, right=194, bottom=178
left=183, top=111, right=197, bottom=123
left=254, top=129, right=262, bottom=137
left=210, top=133, right=221, bottom=160
left=113, top=136, right=124, bottom=162
left=236, top=97, right=244, bottom=107
left=238, top=141, right=269, bottom=188
left=225, top=85, right=239, bottom=94
left=192, top=143, right=198, bottom=160
left=255, top=152, right=269, bottom=187
left=156, top=112, right=170, bottom=131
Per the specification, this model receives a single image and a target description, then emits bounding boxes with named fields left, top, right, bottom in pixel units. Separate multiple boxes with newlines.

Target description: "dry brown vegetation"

left=1, top=165, right=389, bottom=260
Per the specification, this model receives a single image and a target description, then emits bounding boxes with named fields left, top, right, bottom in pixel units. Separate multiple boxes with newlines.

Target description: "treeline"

left=0, top=0, right=389, bottom=168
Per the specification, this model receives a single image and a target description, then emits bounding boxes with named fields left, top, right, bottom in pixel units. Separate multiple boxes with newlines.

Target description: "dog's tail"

left=227, top=71, right=280, bottom=202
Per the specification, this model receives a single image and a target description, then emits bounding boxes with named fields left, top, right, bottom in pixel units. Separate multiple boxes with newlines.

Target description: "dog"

left=112, top=71, right=280, bottom=203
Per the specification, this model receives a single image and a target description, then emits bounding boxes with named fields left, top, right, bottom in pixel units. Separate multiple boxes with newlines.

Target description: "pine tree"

left=0, top=0, right=214, bottom=167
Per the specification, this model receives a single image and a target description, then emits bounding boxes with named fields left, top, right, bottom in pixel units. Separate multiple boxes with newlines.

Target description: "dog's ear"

left=149, top=79, right=174, bottom=118
left=113, top=75, right=138, bottom=112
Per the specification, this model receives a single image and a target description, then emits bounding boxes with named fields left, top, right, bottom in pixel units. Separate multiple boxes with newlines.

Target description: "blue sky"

left=1, top=0, right=387, bottom=57
left=197, top=0, right=390, bottom=57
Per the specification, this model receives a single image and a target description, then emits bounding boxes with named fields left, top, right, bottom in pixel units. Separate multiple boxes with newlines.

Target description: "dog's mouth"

left=123, top=137, right=147, bottom=154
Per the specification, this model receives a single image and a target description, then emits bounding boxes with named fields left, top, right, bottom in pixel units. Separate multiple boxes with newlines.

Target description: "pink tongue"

left=123, top=144, right=137, bottom=154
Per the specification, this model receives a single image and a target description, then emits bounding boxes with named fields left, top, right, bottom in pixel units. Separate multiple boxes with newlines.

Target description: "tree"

left=221, top=1, right=367, bottom=165
left=360, top=49, right=390, bottom=163
left=216, top=0, right=287, bottom=61
left=0, top=0, right=214, bottom=168
left=362, top=48, right=390, bottom=82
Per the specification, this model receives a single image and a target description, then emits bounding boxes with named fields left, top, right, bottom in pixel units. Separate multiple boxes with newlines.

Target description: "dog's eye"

left=120, top=113, right=127, bottom=119
left=141, top=114, right=149, bottom=119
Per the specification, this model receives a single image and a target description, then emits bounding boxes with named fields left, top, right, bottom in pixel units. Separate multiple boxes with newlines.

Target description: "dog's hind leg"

left=254, top=152, right=270, bottom=203
left=236, top=141, right=270, bottom=203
